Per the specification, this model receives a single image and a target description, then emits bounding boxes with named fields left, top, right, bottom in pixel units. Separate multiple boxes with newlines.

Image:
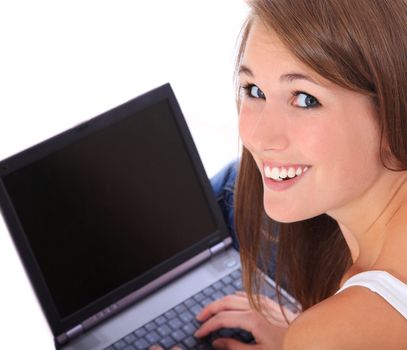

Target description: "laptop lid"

left=0, top=84, right=229, bottom=344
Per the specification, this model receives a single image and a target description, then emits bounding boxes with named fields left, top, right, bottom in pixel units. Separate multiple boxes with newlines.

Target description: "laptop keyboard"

left=104, top=268, right=290, bottom=350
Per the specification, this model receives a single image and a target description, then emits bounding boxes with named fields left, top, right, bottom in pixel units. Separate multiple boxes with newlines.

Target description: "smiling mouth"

left=264, top=164, right=310, bottom=181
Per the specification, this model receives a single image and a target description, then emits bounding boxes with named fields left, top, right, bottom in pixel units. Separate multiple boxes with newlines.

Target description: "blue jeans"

left=210, top=160, right=240, bottom=251
left=210, top=160, right=278, bottom=280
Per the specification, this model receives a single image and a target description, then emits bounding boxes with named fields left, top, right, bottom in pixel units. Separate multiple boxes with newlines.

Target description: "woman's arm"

left=284, top=287, right=407, bottom=350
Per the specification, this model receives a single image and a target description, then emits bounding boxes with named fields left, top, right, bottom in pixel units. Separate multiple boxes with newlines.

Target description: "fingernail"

left=212, top=339, right=225, bottom=349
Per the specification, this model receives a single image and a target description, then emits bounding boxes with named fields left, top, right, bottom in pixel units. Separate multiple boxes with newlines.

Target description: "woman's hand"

left=193, top=292, right=297, bottom=349
left=149, top=292, right=299, bottom=350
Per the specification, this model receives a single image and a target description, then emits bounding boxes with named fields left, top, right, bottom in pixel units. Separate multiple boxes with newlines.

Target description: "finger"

left=233, top=291, right=297, bottom=321
left=260, top=297, right=299, bottom=326
left=195, top=310, right=253, bottom=338
left=149, top=346, right=183, bottom=350
left=237, top=294, right=298, bottom=327
left=232, top=291, right=296, bottom=323
left=196, top=294, right=250, bottom=321
left=149, top=346, right=163, bottom=350
left=212, top=337, right=260, bottom=350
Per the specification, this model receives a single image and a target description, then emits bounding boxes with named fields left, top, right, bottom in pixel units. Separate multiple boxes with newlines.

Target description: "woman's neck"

left=330, top=171, right=407, bottom=271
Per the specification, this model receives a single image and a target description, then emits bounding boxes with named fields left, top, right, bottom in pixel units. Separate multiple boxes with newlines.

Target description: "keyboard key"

left=157, top=324, right=172, bottom=337
left=155, top=315, right=167, bottom=325
left=134, top=339, right=149, bottom=350
left=134, top=327, right=147, bottom=338
left=179, top=310, right=194, bottom=323
left=222, top=285, right=236, bottom=295
left=172, top=329, right=187, bottom=342
left=168, top=317, right=183, bottom=330
left=191, top=304, right=203, bottom=316
left=212, top=280, right=224, bottom=290
left=160, top=336, right=176, bottom=348
left=183, top=336, right=198, bottom=347
left=123, top=345, right=136, bottom=350
left=212, top=291, right=225, bottom=300
left=231, top=270, right=241, bottom=279
left=193, top=292, right=205, bottom=302
left=233, top=279, right=243, bottom=290
left=164, top=309, right=177, bottom=320
left=124, top=333, right=136, bottom=344
left=145, top=321, right=157, bottom=332
left=145, top=330, right=160, bottom=344
left=221, top=275, right=233, bottom=284
left=184, top=297, right=196, bottom=308
left=174, top=304, right=187, bottom=314
left=200, top=297, right=213, bottom=307
left=113, top=339, right=127, bottom=349
left=203, top=286, right=215, bottom=297
left=182, top=323, right=198, bottom=335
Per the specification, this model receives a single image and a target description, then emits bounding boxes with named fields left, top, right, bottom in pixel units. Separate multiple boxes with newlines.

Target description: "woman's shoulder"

left=283, top=281, right=407, bottom=349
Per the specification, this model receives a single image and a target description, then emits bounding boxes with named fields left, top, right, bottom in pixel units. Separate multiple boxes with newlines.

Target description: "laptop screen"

left=0, top=86, right=224, bottom=328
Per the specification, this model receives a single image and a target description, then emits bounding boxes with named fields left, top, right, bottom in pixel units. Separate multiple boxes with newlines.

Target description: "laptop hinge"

left=210, top=236, right=232, bottom=256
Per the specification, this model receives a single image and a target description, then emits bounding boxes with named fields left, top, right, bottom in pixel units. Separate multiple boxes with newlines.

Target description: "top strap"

left=336, top=270, right=407, bottom=320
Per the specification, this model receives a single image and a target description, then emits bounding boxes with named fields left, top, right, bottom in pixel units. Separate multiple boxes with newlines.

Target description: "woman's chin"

left=264, top=204, right=317, bottom=223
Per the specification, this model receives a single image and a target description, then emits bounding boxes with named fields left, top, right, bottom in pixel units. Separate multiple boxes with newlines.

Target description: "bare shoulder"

left=283, top=286, right=407, bottom=350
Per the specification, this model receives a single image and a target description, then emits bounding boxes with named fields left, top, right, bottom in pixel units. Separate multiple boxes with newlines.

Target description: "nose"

left=240, top=103, right=289, bottom=153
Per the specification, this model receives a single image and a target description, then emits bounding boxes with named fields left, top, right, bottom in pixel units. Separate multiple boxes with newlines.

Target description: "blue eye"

left=241, top=84, right=266, bottom=99
left=293, top=92, right=320, bottom=108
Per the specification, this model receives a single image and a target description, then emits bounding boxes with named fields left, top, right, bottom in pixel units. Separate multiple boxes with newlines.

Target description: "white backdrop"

left=0, top=1, right=248, bottom=348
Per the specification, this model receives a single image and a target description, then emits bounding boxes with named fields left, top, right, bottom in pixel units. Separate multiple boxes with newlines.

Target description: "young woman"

left=152, top=0, right=407, bottom=348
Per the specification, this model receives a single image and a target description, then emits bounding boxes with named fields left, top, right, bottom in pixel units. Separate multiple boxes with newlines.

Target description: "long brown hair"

left=235, top=0, right=407, bottom=314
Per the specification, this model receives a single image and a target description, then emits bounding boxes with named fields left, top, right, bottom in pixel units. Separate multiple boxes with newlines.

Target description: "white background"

left=0, top=1, right=248, bottom=348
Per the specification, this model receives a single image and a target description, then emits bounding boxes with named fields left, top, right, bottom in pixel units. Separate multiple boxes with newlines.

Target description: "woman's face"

left=239, top=20, right=385, bottom=223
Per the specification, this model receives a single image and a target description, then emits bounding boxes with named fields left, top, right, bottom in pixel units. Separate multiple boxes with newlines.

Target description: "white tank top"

left=336, top=270, right=407, bottom=320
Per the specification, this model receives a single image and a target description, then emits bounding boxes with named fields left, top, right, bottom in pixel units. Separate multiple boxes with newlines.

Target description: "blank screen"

left=3, top=99, right=217, bottom=318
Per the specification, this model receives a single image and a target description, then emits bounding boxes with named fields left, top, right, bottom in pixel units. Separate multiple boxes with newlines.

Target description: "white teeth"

left=270, top=167, right=280, bottom=180
left=264, top=165, right=310, bottom=181
left=280, top=167, right=288, bottom=179
left=265, top=166, right=272, bottom=178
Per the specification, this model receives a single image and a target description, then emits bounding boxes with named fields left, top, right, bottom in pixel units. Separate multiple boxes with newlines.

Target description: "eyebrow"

left=239, top=64, right=322, bottom=86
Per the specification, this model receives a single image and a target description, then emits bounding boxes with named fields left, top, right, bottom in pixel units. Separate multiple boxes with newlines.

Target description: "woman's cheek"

left=238, top=104, right=255, bottom=148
